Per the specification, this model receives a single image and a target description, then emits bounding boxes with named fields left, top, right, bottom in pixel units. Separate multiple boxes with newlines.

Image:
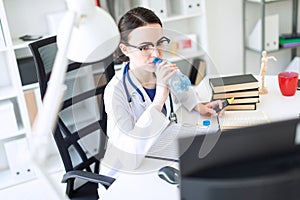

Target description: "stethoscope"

left=122, top=63, right=177, bottom=123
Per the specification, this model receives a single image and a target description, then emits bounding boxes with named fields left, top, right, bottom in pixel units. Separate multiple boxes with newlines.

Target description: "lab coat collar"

left=125, top=69, right=152, bottom=105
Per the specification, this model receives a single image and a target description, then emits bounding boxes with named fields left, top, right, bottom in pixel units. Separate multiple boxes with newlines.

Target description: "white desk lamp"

left=29, top=0, right=120, bottom=198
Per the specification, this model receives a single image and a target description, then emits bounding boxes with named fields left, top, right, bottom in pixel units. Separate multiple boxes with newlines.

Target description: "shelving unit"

left=0, top=0, right=33, bottom=188
left=243, top=0, right=299, bottom=74
left=0, top=0, right=67, bottom=189
left=162, top=13, right=207, bottom=61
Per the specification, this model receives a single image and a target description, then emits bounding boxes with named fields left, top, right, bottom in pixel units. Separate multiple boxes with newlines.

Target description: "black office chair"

left=29, top=36, right=115, bottom=199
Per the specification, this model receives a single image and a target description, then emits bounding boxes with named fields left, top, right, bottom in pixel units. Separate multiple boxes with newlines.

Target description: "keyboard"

left=219, top=110, right=270, bottom=129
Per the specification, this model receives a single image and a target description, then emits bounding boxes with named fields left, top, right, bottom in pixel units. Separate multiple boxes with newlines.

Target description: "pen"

left=214, top=97, right=234, bottom=113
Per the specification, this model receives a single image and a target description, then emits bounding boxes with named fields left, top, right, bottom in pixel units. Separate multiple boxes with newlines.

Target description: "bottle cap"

left=153, top=57, right=163, bottom=65
left=202, top=120, right=210, bottom=126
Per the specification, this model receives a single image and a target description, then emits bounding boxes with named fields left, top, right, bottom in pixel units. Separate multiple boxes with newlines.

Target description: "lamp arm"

left=28, top=11, right=77, bottom=199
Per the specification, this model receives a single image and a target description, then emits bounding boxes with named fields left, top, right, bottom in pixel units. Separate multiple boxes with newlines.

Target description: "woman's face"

left=121, top=23, right=167, bottom=72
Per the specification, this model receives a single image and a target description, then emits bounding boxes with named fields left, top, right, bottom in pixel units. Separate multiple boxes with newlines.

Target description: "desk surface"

left=102, top=158, right=180, bottom=200
left=256, top=76, right=300, bottom=121
left=102, top=75, right=300, bottom=200
left=194, top=75, right=300, bottom=121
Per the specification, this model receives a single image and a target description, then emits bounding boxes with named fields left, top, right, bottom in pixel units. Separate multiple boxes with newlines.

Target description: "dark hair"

left=115, top=7, right=162, bottom=63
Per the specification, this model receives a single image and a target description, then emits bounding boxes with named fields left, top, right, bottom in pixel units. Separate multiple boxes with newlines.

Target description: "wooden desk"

left=102, top=75, right=300, bottom=200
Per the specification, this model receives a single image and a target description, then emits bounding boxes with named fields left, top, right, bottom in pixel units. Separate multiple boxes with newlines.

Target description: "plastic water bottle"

left=153, top=57, right=191, bottom=93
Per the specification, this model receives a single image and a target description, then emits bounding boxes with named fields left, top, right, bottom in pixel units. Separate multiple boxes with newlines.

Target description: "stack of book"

left=209, top=74, right=259, bottom=111
left=279, top=33, right=300, bottom=48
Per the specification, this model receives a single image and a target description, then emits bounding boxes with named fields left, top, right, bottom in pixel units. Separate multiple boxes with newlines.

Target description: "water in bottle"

left=153, top=57, right=191, bottom=93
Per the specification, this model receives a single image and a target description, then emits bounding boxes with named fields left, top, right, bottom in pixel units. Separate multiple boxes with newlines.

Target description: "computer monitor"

left=179, top=117, right=300, bottom=200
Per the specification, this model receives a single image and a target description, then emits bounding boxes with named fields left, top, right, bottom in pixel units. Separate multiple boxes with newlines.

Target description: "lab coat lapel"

left=126, top=71, right=152, bottom=120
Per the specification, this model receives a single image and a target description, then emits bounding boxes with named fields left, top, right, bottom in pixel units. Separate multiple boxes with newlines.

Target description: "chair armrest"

left=62, top=170, right=115, bottom=187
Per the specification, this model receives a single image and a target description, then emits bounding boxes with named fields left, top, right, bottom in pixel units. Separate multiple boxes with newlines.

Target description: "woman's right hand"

left=152, top=60, right=178, bottom=111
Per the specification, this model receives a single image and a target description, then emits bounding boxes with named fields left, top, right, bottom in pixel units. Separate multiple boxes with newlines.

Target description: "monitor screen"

left=179, top=118, right=300, bottom=200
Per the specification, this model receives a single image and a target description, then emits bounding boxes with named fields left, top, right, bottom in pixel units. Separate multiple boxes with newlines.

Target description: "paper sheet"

left=147, top=123, right=214, bottom=161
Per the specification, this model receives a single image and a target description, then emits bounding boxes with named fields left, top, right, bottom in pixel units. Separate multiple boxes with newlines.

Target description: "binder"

left=141, top=0, right=168, bottom=19
left=247, top=14, right=279, bottom=51
left=172, top=0, right=202, bottom=15
left=190, top=0, right=202, bottom=14
left=4, top=138, right=36, bottom=182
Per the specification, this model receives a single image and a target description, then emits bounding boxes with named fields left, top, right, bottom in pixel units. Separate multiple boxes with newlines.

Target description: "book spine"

left=279, top=37, right=300, bottom=44
left=212, top=97, right=259, bottom=104
left=280, top=33, right=300, bottom=39
left=226, top=103, right=257, bottom=111
left=280, top=42, right=300, bottom=48
left=212, top=90, right=259, bottom=99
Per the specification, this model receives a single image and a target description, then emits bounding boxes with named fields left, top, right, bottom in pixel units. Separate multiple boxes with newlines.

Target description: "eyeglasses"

left=124, top=36, right=170, bottom=56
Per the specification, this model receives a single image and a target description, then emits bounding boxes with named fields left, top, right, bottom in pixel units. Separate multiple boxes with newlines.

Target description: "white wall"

left=205, top=0, right=243, bottom=75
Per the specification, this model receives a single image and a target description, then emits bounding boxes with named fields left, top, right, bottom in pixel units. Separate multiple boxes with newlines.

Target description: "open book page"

left=219, top=110, right=270, bottom=129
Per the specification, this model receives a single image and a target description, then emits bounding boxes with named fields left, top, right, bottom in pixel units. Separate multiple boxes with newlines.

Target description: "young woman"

left=101, top=7, right=223, bottom=178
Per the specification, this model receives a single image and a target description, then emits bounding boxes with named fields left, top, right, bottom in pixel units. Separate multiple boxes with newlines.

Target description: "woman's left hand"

left=194, top=100, right=224, bottom=116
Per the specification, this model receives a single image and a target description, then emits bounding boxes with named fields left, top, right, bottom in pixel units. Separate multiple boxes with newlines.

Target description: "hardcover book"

left=280, top=33, right=300, bottom=39
left=209, top=74, right=258, bottom=93
left=225, top=103, right=257, bottom=111
left=212, top=96, right=259, bottom=104
left=279, top=37, right=300, bottom=44
left=212, top=88, right=259, bottom=99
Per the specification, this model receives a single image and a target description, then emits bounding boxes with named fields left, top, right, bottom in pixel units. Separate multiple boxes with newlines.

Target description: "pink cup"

left=278, top=72, right=298, bottom=96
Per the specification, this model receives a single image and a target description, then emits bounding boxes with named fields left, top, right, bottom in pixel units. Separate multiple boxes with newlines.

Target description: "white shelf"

left=12, top=35, right=53, bottom=50
left=0, top=128, right=25, bottom=141
left=0, top=86, right=18, bottom=100
left=0, top=168, right=14, bottom=189
left=163, top=12, right=203, bottom=23
left=0, top=47, right=7, bottom=52
left=22, top=83, right=39, bottom=91
left=12, top=38, right=30, bottom=50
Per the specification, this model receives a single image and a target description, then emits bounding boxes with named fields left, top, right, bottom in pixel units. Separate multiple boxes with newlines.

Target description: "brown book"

left=212, top=88, right=259, bottom=99
left=209, top=74, right=258, bottom=93
left=225, top=103, right=257, bottom=111
left=212, top=96, right=259, bottom=104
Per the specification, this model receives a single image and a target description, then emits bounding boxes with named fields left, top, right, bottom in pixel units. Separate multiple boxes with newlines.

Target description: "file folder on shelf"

left=247, top=14, right=279, bottom=51
left=139, top=0, right=168, bottom=19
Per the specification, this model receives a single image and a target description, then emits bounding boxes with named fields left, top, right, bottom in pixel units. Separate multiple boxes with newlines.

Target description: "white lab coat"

left=100, top=64, right=201, bottom=178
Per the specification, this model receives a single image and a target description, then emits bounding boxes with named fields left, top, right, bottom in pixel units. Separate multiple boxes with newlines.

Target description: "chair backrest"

left=29, top=36, right=115, bottom=197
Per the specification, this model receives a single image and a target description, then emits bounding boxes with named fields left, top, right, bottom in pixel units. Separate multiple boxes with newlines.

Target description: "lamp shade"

left=57, top=0, right=120, bottom=63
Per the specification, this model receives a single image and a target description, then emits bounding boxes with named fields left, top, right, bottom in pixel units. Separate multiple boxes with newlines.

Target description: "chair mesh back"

left=38, top=43, right=57, bottom=74
left=29, top=36, right=115, bottom=197
left=57, top=62, right=110, bottom=172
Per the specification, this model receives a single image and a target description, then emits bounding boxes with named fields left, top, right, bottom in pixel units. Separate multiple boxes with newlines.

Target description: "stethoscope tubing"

left=122, top=63, right=177, bottom=123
